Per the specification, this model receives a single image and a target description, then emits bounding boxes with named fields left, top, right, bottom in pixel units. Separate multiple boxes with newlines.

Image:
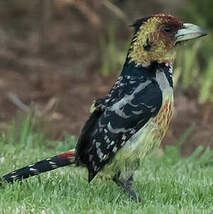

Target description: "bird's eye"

left=162, top=26, right=172, bottom=33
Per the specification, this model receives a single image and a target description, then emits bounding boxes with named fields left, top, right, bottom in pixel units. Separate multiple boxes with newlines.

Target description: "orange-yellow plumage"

left=129, top=14, right=183, bottom=67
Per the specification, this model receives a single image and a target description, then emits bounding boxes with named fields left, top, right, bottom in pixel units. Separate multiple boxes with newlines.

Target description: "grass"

left=0, top=117, right=213, bottom=214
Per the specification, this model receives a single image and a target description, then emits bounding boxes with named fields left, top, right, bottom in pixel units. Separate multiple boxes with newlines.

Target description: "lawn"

left=0, top=118, right=212, bottom=214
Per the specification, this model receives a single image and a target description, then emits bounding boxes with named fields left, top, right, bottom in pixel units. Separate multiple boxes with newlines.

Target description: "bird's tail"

left=0, top=150, right=75, bottom=185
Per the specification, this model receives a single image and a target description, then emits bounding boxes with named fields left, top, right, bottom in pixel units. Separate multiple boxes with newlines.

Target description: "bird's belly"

left=101, top=95, right=174, bottom=179
left=121, top=94, right=173, bottom=156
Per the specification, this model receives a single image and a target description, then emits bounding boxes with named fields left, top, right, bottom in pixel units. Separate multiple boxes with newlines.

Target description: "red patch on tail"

left=58, top=151, right=75, bottom=160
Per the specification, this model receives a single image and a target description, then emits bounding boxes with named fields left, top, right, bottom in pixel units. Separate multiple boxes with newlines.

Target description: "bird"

left=0, top=14, right=207, bottom=202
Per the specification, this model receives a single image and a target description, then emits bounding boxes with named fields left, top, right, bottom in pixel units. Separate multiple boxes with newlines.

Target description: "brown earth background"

left=0, top=0, right=212, bottom=155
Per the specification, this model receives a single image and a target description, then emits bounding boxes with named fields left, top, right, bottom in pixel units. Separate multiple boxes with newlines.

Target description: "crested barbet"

left=0, top=14, right=207, bottom=202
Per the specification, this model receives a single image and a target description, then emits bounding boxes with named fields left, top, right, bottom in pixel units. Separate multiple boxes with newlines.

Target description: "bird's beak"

left=175, top=23, right=207, bottom=44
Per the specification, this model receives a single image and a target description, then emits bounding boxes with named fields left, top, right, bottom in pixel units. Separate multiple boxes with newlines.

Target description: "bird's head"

left=128, top=14, right=207, bottom=67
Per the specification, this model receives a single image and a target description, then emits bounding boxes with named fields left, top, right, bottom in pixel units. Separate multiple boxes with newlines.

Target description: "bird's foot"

left=113, top=175, right=142, bottom=203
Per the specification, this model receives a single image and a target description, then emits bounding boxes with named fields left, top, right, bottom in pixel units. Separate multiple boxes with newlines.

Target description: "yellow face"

left=129, top=14, right=183, bottom=67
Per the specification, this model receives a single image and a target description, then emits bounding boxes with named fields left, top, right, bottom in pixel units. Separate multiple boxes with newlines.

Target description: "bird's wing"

left=75, top=76, right=124, bottom=165
left=76, top=75, right=162, bottom=181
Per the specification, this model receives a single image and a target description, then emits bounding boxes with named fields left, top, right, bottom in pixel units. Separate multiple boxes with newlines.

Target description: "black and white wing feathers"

left=75, top=75, right=162, bottom=181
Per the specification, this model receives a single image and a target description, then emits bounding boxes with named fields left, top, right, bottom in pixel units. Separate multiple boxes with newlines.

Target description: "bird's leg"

left=113, top=174, right=142, bottom=202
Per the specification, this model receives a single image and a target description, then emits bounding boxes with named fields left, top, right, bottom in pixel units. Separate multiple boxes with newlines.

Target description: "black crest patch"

left=131, top=17, right=151, bottom=33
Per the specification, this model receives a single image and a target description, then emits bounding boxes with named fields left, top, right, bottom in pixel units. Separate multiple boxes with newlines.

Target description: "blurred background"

left=0, top=0, right=212, bottom=155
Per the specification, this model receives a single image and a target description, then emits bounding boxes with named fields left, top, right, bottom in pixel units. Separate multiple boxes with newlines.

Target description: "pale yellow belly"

left=101, top=96, right=174, bottom=179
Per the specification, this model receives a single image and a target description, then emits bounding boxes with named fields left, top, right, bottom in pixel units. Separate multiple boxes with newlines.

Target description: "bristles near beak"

left=175, top=23, right=207, bottom=44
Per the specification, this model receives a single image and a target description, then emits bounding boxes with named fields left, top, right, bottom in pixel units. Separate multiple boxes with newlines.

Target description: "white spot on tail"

left=29, top=167, right=38, bottom=174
